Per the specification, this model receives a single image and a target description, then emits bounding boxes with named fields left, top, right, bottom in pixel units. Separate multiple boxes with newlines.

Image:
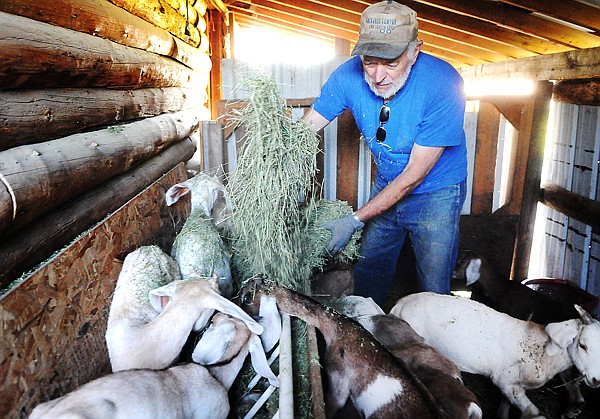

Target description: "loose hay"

left=226, top=70, right=320, bottom=293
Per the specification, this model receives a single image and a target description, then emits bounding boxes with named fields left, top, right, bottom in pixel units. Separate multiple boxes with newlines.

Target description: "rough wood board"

left=0, top=164, right=190, bottom=419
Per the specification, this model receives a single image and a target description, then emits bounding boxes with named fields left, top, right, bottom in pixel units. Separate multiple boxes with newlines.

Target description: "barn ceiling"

left=224, top=0, right=600, bottom=68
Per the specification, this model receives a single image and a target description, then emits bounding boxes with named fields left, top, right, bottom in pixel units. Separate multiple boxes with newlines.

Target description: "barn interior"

left=1, top=1, right=600, bottom=418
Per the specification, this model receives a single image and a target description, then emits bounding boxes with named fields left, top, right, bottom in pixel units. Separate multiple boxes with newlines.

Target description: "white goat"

left=166, top=173, right=234, bottom=297
left=30, top=314, right=277, bottom=419
left=239, top=280, right=448, bottom=419
left=391, top=292, right=600, bottom=419
left=106, top=254, right=262, bottom=372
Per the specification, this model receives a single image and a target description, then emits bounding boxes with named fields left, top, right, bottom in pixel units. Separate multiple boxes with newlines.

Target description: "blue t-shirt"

left=312, top=53, right=467, bottom=194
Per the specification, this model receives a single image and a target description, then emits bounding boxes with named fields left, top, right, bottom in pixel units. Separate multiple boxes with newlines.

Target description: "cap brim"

left=351, top=41, right=409, bottom=60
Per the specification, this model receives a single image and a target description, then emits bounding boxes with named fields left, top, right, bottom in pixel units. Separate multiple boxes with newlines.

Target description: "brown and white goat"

left=239, top=280, right=448, bottom=419
left=356, top=314, right=482, bottom=419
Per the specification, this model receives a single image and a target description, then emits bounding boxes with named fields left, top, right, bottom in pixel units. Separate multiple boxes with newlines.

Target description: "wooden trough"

left=0, top=162, right=326, bottom=419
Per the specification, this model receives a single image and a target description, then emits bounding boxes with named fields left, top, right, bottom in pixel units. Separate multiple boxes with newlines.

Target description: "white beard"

left=364, top=63, right=412, bottom=100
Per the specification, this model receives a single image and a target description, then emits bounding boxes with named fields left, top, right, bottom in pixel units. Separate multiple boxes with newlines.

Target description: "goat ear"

left=545, top=319, right=580, bottom=355
left=204, top=292, right=264, bottom=335
left=465, top=258, right=482, bottom=286
left=165, top=181, right=193, bottom=206
left=575, top=305, right=593, bottom=325
left=148, top=282, right=176, bottom=313
left=249, top=335, right=279, bottom=387
left=258, top=295, right=282, bottom=352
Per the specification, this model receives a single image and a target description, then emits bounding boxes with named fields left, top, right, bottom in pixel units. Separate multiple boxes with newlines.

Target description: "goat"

left=166, top=173, right=234, bottom=298
left=31, top=314, right=277, bottom=419
left=455, top=250, right=588, bottom=416
left=165, top=171, right=233, bottom=234
left=192, top=312, right=279, bottom=389
left=355, top=314, right=482, bottom=419
left=390, top=292, right=600, bottom=419
left=454, top=250, right=580, bottom=324
left=239, top=280, right=448, bottom=419
left=106, top=257, right=262, bottom=372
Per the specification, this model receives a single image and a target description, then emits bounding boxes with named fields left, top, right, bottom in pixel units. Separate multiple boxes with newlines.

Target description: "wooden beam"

left=422, top=0, right=600, bottom=49
left=0, top=140, right=196, bottom=289
left=107, top=0, right=202, bottom=47
left=499, top=0, right=600, bottom=33
left=459, top=47, right=600, bottom=81
left=0, top=110, right=200, bottom=238
left=540, top=183, right=600, bottom=234
left=208, top=9, right=226, bottom=119
left=336, top=110, right=360, bottom=210
left=0, top=87, right=206, bottom=151
left=0, top=12, right=206, bottom=90
left=408, top=1, right=570, bottom=56
left=471, top=101, right=500, bottom=214
left=511, top=81, right=553, bottom=281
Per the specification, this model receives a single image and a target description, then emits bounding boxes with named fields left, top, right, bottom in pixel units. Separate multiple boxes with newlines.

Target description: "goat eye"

left=579, top=342, right=587, bottom=351
left=241, top=293, right=252, bottom=305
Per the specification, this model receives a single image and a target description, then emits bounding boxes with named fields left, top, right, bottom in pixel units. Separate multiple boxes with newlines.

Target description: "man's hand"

left=321, top=214, right=364, bottom=255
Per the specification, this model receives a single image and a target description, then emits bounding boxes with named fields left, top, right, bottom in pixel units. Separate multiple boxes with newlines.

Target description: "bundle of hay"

left=226, top=71, right=362, bottom=293
left=226, top=71, right=319, bottom=293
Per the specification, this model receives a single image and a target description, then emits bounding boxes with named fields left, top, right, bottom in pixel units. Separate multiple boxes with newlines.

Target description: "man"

left=303, top=0, right=467, bottom=306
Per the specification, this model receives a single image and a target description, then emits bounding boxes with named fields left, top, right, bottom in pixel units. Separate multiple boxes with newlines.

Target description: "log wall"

left=0, top=0, right=215, bottom=288
left=0, top=4, right=215, bottom=414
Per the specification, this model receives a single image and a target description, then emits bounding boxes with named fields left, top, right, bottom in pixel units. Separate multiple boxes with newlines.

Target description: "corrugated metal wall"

left=529, top=101, right=600, bottom=314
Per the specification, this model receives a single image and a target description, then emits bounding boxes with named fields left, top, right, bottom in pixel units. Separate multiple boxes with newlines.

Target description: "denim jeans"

left=354, top=178, right=466, bottom=307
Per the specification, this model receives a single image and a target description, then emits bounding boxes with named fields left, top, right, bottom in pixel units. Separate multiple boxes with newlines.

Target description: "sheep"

left=166, top=173, right=234, bottom=298
left=355, top=314, right=482, bottom=419
left=30, top=314, right=277, bottom=419
left=390, top=292, right=600, bottom=419
left=455, top=250, right=587, bottom=416
left=238, top=279, right=448, bottom=419
left=106, top=248, right=262, bottom=372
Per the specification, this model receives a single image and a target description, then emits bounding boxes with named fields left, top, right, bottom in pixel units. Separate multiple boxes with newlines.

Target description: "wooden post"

left=336, top=110, right=361, bottom=209
left=471, top=101, right=500, bottom=214
left=208, top=9, right=225, bottom=119
left=511, top=81, right=553, bottom=280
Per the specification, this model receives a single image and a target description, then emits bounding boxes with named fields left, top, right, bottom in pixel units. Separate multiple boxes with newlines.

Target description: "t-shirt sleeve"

left=311, top=66, right=350, bottom=122
left=416, top=72, right=466, bottom=148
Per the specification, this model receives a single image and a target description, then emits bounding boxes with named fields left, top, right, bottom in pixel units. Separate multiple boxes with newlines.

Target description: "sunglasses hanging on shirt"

left=376, top=105, right=390, bottom=142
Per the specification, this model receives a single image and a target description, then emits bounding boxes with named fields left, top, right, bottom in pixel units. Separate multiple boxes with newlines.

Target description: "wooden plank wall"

left=0, top=165, right=190, bottom=419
